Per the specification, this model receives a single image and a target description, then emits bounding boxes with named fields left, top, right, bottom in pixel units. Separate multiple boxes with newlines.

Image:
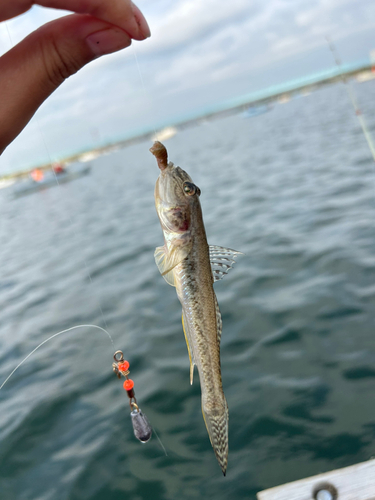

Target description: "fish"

left=150, top=141, right=241, bottom=475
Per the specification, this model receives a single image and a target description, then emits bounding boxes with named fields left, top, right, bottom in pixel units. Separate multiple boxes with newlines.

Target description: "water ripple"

left=1, top=81, right=375, bottom=499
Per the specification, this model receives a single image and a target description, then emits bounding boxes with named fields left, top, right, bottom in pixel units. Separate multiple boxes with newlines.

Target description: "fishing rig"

left=0, top=327, right=152, bottom=445
left=112, top=350, right=152, bottom=443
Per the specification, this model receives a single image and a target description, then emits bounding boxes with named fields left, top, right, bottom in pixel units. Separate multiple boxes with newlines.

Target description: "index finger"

left=0, top=0, right=150, bottom=40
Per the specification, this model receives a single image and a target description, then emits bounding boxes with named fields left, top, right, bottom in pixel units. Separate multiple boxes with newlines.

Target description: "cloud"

left=141, top=0, right=256, bottom=55
left=2, top=0, right=375, bottom=173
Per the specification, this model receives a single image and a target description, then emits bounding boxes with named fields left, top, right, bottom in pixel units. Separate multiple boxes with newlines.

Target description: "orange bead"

left=118, top=361, right=129, bottom=372
left=123, top=379, right=134, bottom=391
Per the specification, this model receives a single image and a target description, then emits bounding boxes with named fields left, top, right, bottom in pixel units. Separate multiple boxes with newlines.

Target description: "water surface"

left=1, top=81, right=375, bottom=499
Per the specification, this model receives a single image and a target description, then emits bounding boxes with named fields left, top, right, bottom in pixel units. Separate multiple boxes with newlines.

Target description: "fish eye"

left=183, top=182, right=196, bottom=195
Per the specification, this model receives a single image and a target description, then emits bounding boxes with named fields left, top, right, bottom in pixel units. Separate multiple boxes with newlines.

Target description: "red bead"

left=123, top=379, right=134, bottom=391
left=118, top=361, right=129, bottom=372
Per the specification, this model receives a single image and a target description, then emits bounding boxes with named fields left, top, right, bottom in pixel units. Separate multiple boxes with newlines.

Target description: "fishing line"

left=153, top=427, right=168, bottom=456
left=4, top=22, right=14, bottom=47
left=132, top=44, right=158, bottom=138
left=326, top=36, right=375, bottom=163
left=0, top=324, right=114, bottom=391
left=132, top=45, right=147, bottom=94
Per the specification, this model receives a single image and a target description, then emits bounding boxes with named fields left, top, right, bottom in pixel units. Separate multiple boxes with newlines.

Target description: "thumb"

left=0, top=14, right=132, bottom=153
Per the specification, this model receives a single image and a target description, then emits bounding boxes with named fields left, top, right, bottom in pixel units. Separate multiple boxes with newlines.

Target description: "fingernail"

left=86, top=28, right=131, bottom=57
left=141, top=22, right=151, bottom=39
left=131, top=2, right=151, bottom=39
left=139, top=16, right=151, bottom=39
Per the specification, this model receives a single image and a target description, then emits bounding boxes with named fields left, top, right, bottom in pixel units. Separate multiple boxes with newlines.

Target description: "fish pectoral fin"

left=209, top=245, right=243, bottom=283
left=161, top=269, right=175, bottom=287
left=154, top=249, right=175, bottom=286
left=182, top=312, right=195, bottom=385
left=154, top=244, right=191, bottom=278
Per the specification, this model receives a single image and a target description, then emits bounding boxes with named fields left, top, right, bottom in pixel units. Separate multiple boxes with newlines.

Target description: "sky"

left=1, top=0, right=375, bottom=173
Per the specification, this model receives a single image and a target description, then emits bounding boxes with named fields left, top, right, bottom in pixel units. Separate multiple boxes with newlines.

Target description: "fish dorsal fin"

left=209, top=245, right=243, bottom=283
left=182, top=311, right=196, bottom=385
left=154, top=243, right=191, bottom=277
left=214, top=295, right=223, bottom=345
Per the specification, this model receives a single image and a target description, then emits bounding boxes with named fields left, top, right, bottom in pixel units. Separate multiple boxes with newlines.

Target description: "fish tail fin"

left=202, top=398, right=229, bottom=476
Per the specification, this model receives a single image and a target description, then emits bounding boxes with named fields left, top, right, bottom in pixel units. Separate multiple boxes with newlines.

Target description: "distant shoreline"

left=2, top=62, right=374, bottom=182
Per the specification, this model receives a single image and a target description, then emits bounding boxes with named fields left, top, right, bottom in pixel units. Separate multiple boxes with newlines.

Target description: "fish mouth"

left=152, top=141, right=195, bottom=208
left=150, top=141, right=192, bottom=182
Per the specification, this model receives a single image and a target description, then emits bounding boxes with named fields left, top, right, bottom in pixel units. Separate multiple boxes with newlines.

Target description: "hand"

left=0, top=0, right=150, bottom=154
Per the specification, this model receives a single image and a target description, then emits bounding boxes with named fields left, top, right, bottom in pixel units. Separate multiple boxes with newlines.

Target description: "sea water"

left=0, top=80, right=375, bottom=499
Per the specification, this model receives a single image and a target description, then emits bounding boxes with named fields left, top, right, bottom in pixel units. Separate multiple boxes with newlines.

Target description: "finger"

left=0, top=14, right=131, bottom=153
left=130, top=2, right=151, bottom=40
left=0, top=0, right=151, bottom=40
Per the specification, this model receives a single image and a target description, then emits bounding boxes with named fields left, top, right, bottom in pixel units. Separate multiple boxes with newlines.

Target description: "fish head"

left=151, top=142, right=201, bottom=236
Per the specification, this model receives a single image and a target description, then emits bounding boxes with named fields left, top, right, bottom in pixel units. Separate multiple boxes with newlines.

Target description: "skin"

left=0, top=0, right=150, bottom=154
left=152, top=142, right=229, bottom=475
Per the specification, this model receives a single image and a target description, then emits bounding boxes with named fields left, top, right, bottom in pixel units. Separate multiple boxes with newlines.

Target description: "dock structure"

left=257, top=459, right=375, bottom=500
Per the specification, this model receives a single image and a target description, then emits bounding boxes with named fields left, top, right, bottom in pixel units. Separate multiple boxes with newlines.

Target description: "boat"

left=0, top=178, right=16, bottom=190
left=11, top=164, right=91, bottom=198
left=77, top=151, right=101, bottom=162
left=242, top=104, right=271, bottom=118
left=152, top=126, right=178, bottom=142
